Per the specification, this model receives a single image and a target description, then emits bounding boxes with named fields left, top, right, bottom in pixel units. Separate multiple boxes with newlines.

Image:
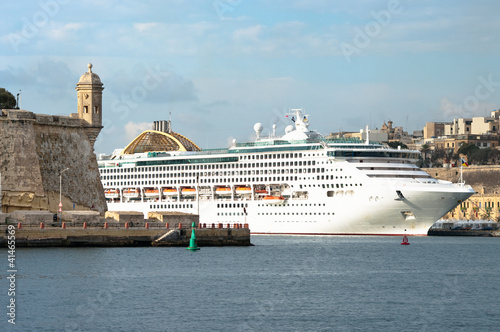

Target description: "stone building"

left=0, top=64, right=107, bottom=214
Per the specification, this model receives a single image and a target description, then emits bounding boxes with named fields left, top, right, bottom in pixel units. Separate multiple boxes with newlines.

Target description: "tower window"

left=84, top=106, right=89, bottom=113
left=94, top=106, right=99, bottom=114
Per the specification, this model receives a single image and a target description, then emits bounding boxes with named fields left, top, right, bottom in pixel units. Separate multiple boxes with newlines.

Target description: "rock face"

left=0, top=64, right=106, bottom=214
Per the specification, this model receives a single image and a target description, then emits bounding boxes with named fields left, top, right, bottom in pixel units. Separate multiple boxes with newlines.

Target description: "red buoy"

left=145, top=222, right=149, bottom=229
left=83, top=222, right=87, bottom=229
left=104, top=222, right=108, bottom=229
left=40, top=222, right=45, bottom=229
left=401, top=235, right=410, bottom=245
left=17, top=222, right=22, bottom=229
left=165, top=222, right=169, bottom=229
left=62, top=222, right=66, bottom=229
left=125, top=222, right=129, bottom=229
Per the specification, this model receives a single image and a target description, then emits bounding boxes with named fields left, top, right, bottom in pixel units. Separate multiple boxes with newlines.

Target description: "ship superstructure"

left=98, top=110, right=475, bottom=235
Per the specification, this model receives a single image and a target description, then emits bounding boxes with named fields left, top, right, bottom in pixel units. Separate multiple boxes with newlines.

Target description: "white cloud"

left=233, top=25, right=264, bottom=41
left=47, top=22, right=85, bottom=40
left=133, top=22, right=160, bottom=33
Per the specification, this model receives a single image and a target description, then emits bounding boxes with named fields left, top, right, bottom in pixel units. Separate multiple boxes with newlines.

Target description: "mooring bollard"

left=83, top=222, right=87, bottom=229
left=178, top=223, right=182, bottom=229
left=104, top=222, right=108, bottom=229
left=125, top=222, right=129, bottom=229
left=17, top=222, right=22, bottom=229
left=145, top=222, right=149, bottom=229
left=165, top=222, right=169, bottom=229
left=62, top=222, right=66, bottom=229
left=40, top=222, right=44, bottom=229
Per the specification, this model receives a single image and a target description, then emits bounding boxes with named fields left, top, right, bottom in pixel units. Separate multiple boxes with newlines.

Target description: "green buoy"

left=186, top=221, right=200, bottom=251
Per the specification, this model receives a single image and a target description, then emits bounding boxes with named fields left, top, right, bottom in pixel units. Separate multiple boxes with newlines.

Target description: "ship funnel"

left=153, top=120, right=172, bottom=133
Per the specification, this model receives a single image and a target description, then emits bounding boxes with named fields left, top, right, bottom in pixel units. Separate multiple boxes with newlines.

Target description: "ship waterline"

left=98, top=109, right=475, bottom=236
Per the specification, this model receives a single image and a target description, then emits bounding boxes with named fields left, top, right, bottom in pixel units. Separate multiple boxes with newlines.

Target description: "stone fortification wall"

left=1, top=109, right=106, bottom=214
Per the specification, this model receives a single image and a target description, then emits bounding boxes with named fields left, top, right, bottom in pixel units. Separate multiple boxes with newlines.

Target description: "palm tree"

left=420, top=144, right=430, bottom=167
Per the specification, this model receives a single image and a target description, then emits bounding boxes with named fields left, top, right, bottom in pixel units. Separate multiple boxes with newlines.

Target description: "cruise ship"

left=97, top=109, right=475, bottom=235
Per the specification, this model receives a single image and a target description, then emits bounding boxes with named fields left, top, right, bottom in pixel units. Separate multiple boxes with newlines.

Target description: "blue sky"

left=1, top=0, right=499, bottom=154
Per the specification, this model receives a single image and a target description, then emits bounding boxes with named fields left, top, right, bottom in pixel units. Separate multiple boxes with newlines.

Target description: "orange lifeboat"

left=215, top=187, right=232, bottom=196
left=263, top=195, right=285, bottom=204
left=144, top=188, right=159, bottom=197
left=235, top=186, right=252, bottom=194
left=104, top=189, right=120, bottom=199
left=181, top=187, right=197, bottom=195
left=123, top=188, right=140, bottom=198
left=162, top=188, right=178, bottom=196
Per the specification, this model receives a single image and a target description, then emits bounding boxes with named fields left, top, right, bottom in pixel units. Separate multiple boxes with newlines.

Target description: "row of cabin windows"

left=104, top=176, right=300, bottom=186
left=101, top=167, right=333, bottom=180
left=240, top=153, right=302, bottom=160
left=100, top=160, right=321, bottom=173
left=150, top=204, right=193, bottom=209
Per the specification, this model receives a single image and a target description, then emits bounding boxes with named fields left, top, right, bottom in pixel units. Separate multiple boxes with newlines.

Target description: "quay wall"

left=0, top=226, right=251, bottom=247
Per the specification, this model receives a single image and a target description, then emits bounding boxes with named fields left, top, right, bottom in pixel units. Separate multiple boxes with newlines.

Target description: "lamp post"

left=59, top=168, right=70, bottom=225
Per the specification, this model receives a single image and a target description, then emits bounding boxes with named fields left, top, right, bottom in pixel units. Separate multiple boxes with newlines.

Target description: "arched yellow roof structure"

left=121, top=130, right=201, bottom=154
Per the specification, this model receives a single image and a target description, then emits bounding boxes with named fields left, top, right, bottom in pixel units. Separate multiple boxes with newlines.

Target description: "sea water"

left=2, top=236, right=500, bottom=331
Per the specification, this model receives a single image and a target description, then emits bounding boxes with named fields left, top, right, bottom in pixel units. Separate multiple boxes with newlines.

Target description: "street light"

left=59, top=168, right=70, bottom=225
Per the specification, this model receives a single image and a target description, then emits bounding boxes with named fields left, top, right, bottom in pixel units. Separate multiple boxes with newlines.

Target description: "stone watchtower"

left=75, top=63, right=104, bottom=146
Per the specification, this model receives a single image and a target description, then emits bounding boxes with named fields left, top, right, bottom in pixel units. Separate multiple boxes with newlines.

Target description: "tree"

left=457, top=142, right=479, bottom=158
left=431, top=148, right=447, bottom=163
left=0, top=88, right=16, bottom=109
left=420, top=144, right=431, bottom=167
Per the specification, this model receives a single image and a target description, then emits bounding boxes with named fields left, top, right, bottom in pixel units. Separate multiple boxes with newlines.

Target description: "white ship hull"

left=105, top=181, right=473, bottom=236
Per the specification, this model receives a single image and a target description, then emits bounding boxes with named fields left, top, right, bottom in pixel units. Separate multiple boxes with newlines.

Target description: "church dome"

left=78, top=63, right=102, bottom=85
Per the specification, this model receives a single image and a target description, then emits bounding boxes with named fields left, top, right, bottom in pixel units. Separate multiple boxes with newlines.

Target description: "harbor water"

left=2, top=236, right=500, bottom=331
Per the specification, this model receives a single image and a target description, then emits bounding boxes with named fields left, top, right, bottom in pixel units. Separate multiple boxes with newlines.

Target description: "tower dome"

left=78, top=63, right=102, bottom=85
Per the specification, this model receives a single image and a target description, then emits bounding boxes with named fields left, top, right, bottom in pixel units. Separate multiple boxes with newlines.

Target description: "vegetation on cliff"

left=0, top=88, right=16, bottom=109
